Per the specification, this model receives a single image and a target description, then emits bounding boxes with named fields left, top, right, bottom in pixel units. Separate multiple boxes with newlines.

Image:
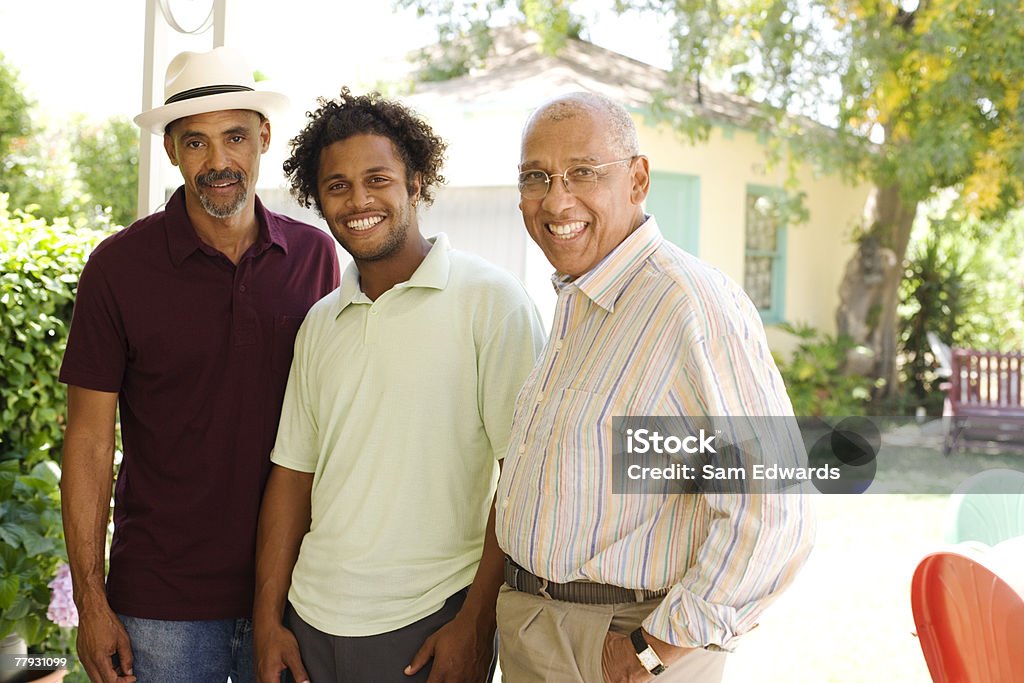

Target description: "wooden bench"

left=943, top=348, right=1024, bottom=455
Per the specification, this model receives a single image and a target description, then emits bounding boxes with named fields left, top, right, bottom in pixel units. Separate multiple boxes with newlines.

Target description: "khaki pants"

left=496, top=585, right=726, bottom=683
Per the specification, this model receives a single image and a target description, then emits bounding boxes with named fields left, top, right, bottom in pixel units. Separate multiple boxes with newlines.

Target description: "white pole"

left=213, top=0, right=228, bottom=47
left=137, top=0, right=167, bottom=219
left=213, top=1, right=244, bottom=50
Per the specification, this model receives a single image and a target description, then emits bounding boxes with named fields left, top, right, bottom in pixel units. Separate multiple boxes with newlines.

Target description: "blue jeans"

left=118, top=614, right=254, bottom=683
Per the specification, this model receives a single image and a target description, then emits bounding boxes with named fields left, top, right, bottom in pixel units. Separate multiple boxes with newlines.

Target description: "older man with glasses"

left=494, top=91, right=815, bottom=682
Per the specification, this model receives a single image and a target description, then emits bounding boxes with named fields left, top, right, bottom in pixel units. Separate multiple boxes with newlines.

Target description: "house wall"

left=637, top=121, right=869, bottom=352
left=259, top=102, right=871, bottom=353
left=411, top=102, right=563, bottom=325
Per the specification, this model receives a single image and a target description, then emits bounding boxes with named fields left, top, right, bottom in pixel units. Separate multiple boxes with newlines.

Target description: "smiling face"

left=316, top=133, right=421, bottom=263
left=163, top=109, right=269, bottom=220
left=519, top=105, right=649, bottom=278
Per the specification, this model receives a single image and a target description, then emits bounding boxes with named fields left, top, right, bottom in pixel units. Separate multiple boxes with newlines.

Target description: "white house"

left=261, top=30, right=870, bottom=348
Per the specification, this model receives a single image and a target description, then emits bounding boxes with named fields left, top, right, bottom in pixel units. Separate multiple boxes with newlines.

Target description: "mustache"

left=197, top=169, right=244, bottom=186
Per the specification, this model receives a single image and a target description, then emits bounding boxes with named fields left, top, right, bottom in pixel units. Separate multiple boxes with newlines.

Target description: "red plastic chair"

left=911, top=545, right=1024, bottom=682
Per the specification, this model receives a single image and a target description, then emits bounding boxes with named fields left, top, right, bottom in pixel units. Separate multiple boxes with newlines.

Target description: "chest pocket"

left=542, top=387, right=614, bottom=496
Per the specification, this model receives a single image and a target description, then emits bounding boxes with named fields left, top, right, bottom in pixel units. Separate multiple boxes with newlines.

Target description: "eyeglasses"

left=517, top=157, right=636, bottom=200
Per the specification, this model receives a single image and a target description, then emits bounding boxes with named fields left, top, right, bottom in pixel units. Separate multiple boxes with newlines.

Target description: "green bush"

left=772, top=322, right=873, bottom=417
left=898, top=208, right=1024, bottom=414
left=0, top=192, right=110, bottom=655
left=898, top=230, right=977, bottom=414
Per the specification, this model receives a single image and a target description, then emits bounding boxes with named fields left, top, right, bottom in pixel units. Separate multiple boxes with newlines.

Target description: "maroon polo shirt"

left=60, top=187, right=340, bottom=620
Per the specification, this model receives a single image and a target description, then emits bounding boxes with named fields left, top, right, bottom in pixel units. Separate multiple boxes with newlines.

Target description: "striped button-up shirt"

left=496, top=216, right=814, bottom=650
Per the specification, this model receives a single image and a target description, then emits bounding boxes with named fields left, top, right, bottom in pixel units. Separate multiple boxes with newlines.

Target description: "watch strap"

left=629, top=627, right=667, bottom=676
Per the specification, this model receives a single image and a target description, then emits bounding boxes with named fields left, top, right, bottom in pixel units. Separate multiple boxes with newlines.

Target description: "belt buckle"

left=509, top=561, right=522, bottom=591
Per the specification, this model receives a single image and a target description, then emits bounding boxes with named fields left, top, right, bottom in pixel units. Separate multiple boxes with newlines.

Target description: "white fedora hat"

left=134, top=46, right=289, bottom=135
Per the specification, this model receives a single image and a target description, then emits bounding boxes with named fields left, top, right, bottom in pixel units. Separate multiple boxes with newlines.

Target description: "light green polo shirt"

left=271, top=233, right=546, bottom=636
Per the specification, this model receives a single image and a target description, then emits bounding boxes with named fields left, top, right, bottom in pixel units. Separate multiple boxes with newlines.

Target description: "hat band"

left=165, top=84, right=255, bottom=105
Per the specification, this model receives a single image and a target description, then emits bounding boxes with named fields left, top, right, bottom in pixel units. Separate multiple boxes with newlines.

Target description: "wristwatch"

left=630, top=628, right=667, bottom=676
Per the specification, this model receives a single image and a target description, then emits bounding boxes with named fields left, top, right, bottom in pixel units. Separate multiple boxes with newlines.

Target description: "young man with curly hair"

left=252, top=89, right=545, bottom=683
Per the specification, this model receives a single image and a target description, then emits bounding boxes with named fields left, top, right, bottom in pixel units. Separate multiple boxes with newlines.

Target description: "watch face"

left=637, top=648, right=662, bottom=670
left=160, top=0, right=215, bottom=34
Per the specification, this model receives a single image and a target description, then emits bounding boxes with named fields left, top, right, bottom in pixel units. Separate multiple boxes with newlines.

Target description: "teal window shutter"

left=647, top=172, right=700, bottom=255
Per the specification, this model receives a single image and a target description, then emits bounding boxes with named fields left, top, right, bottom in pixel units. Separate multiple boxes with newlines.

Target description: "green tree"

left=400, top=0, right=1024, bottom=394
left=0, top=52, right=31, bottom=162
left=1, top=51, right=138, bottom=226
left=72, top=116, right=140, bottom=227
left=396, top=0, right=582, bottom=80
left=1, top=122, right=84, bottom=222
left=0, top=51, right=39, bottom=209
left=0, top=52, right=86, bottom=222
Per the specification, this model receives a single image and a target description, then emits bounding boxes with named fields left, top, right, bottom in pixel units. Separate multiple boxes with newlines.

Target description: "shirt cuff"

left=641, top=589, right=752, bottom=653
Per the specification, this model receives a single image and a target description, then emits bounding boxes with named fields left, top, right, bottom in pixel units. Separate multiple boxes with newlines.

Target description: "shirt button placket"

left=232, top=262, right=256, bottom=346
left=364, top=300, right=383, bottom=345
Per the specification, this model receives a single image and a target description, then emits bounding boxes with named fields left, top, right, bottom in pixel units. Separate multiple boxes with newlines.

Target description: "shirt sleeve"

left=59, top=255, right=127, bottom=393
left=269, top=310, right=321, bottom=473
left=477, top=282, right=547, bottom=461
left=641, top=294, right=816, bottom=651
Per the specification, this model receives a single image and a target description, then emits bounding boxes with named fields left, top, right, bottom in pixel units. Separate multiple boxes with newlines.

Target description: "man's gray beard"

left=199, top=187, right=247, bottom=219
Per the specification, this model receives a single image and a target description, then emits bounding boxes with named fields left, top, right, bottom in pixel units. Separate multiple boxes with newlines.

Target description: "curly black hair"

left=283, top=88, right=447, bottom=215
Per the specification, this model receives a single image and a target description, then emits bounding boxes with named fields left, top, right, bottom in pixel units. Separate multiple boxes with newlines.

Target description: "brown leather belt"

left=503, top=556, right=669, bottom=605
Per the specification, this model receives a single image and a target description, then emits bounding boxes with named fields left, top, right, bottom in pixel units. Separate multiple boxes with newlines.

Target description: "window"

left=744, top=187, right=787, bottom=323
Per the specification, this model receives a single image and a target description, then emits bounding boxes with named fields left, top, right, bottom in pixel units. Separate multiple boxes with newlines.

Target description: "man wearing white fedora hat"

left=60, top=46, right=340, bottom=683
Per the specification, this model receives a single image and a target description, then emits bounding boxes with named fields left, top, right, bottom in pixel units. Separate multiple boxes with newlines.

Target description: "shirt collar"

left=336, top=233, right=452, bottom=316
left=551, top=216, right=664, bottom=312
left=165, top=187, right=287, bottom=267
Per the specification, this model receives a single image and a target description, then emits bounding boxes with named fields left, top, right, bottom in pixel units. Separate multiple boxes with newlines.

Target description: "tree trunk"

left=835, top=183, right=919, bottom=398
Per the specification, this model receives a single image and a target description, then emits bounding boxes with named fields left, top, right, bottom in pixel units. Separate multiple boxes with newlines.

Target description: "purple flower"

left=47, top=563, right=78, bottom=628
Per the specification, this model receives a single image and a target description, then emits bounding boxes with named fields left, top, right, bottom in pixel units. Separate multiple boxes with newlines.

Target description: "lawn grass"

left=724, top=421, right=1020, bottom=681
left=722, top=494, right=945, bottom=682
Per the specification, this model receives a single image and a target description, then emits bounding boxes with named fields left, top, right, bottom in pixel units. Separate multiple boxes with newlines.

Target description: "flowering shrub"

left=0, top=194, right=109, bottom=658
left=47, top=563, right=78, bottom=629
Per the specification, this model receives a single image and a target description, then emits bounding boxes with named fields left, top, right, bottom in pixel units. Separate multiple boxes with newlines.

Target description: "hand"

left=405, top=611, right=495, bottom=682
left=255, top=623, right=309, bottom=683
left=75, top=605, right=136, bottom=683
left=600, top=631, right=651, bottom=683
